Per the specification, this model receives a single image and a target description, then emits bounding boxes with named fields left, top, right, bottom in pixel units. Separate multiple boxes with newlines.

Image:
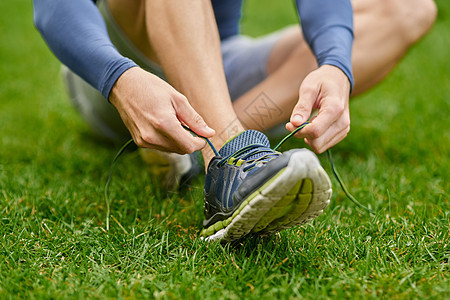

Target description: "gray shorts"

left=221, top=32, right=284, bottom=100
left=64, top=0, right=286, bottom=142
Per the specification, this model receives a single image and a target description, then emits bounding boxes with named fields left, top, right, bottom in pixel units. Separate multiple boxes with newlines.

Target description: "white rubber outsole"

left=203, top=150, right=332, bottom=242
left=139, top=148, right=193, bottom=190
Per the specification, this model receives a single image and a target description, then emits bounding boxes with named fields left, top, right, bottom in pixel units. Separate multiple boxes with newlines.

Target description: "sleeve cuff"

left=320, top=58, right=354, bottom=92
left=99, top=57, right=138, bottom=100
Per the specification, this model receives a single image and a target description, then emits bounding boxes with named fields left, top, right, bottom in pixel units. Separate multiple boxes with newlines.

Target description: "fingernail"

left=205, top=126, right=215, bottom=134
left=292, top=115, right=303, bottom=124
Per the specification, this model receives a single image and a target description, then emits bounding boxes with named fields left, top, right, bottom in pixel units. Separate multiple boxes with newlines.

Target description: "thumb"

left=289, top=85, right=318, bottom=127
left=174, top=95, right=215, bottom=138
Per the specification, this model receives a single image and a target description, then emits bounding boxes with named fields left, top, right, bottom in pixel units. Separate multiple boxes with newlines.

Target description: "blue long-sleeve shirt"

left=33, top=0, right=354, bottom=99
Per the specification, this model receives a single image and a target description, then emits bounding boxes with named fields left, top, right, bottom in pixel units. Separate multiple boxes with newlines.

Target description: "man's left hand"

left=286, top=65, right=351, bottom=153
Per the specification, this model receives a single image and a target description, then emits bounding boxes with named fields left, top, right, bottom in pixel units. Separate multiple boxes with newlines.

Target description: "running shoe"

left=139, top=148, right=200, bottom=190
left=201, top=130, right=332, bottom=242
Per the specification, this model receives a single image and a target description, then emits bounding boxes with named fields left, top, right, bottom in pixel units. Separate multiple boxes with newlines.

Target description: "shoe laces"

left=104, top=123, right=375, bottom=231
left=183, top=123, right=375, bottom=214
left=217, top=144, right=279, bottom=171
left=210, top=122, right=309, bottom=172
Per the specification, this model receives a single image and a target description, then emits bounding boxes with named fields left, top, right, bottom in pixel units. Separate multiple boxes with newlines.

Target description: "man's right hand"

left=109, top=67, right=215, bottom=154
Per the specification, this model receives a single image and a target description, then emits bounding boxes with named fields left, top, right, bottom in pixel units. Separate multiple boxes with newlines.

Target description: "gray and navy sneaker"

left=139, top=148, right=200, bottom=190
left=201, top=130, right=332, bottom=242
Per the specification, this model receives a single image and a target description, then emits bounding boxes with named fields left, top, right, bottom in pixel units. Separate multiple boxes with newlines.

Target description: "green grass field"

left=1, top=0, right=448, bottom=299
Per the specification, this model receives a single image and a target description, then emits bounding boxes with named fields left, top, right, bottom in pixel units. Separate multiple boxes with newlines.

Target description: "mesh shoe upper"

left=203, top=130, right=294, bottom=227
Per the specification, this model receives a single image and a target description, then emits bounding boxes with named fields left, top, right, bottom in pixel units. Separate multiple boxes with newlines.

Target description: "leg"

left=231, top=26, right=315, bottom=131
left=108, top=0, right=244, bottom=163
left=109, top=1, right=330, bottom=241
left=64, top=0, right=203, bottom=189
left=233, top=0, right=437, bottom=131
left=351, top=0, right=437, bottom=94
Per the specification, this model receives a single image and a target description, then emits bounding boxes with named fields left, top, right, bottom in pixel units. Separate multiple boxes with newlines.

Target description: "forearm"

left=295, top=0, right=354, bottom=89
left=33, top=0, right=136, bottom=99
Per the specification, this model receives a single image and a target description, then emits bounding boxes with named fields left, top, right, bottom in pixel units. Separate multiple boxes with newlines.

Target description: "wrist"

left=320, top=64, right=351, bottom=92
left=109, top=66, right=140, bottom=105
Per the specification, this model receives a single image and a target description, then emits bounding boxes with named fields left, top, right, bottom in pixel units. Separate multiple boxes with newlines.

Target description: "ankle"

left=201, top=126, right=246, bottom=167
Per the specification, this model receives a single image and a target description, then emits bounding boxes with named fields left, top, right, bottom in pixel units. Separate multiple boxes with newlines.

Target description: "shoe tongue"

left=219, top=130, right=270, bottom=158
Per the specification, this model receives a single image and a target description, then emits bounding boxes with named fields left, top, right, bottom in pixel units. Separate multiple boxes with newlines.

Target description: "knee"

left=383, top=0, right=437, bottom=44
left=407, top=0, right=437, bottom=41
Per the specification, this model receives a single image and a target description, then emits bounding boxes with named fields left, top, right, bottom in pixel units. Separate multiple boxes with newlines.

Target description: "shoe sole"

left=139, top=148, right=194, bottom=190
left=200, top=150, right=332, bottom=242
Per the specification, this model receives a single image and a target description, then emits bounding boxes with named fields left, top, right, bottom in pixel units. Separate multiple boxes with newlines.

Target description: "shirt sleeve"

left=295, top=0, right=354, bottom=89
left=33, top=0, right=137, bottom=99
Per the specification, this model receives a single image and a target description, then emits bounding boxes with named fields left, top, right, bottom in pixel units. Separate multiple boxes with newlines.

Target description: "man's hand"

left=109, top=67, right=215, bottom=154
left=286, top=65, right=351, bottom=153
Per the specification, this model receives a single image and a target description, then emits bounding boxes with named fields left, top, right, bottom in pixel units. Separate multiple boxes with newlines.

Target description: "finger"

left=131, top=117, right=202, bottom=154
left=141, top=143, right=185, bottom=154
left=309, top=127, right=348, bottom=154
left=304, top=113, right=349, bottom=151
left=286, top=112, right=318, bottom=136
left=285, top=122, right=296, bottom=132
left=158, top=133, right=200, bottom=154
left=300, top=99, right=345, bottom=140
left=132, top=127, right=188, bottom=154
left=171, top=126, right=207, bottom=154
left=290, top=83, right=319, bottom=127
left=307, top=124, right=350, bottom=154
left=147, top=130, right=205, bottom=154
left=286, top=121, right=312, bottom=139
left=157, top=116, right=207, bottom=154
left=173, top=95, right=215, bottom=138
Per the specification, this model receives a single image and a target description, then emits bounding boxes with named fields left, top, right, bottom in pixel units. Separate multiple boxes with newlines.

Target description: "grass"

left=0, top=0, right=448, bottom=299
